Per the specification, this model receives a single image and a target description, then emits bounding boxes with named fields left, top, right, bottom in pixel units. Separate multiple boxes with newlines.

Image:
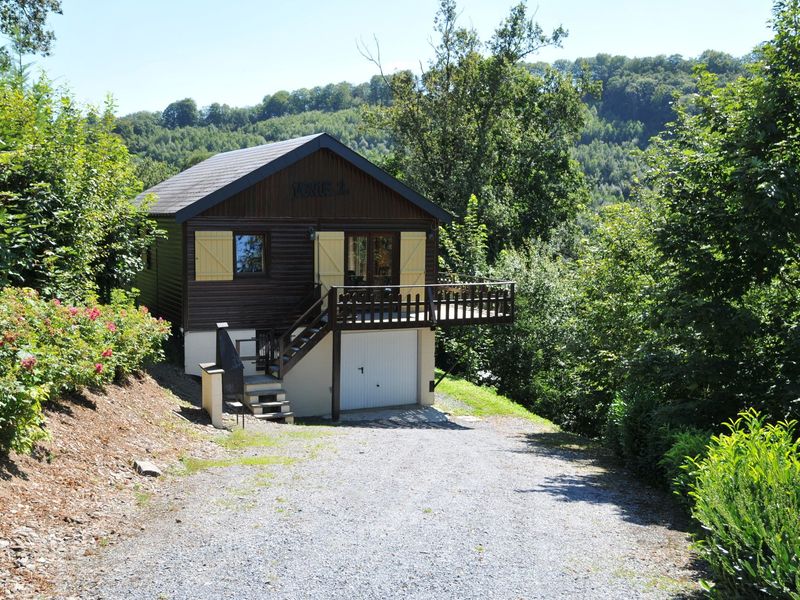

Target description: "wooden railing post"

left=425, top=286, right=437, bottom=328
left=330, top=286, right=341, bottom=421
left=328, top=286, right=338, bottom=330
left=278, top=336, right=285, bottom=379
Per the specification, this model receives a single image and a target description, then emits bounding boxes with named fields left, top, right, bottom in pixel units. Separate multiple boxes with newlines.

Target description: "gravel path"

left=63, top=405, right=702, bottom=599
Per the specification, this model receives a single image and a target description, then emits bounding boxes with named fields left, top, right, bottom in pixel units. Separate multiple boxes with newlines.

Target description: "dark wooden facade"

left=135, top=217, right=184, bottom=327
left=139, top=148, right=439, bottom=332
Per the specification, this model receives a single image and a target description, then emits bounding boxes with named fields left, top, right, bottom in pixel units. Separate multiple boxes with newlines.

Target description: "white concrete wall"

left=283, top=332, right=333, bottom=418
left=418, top=327, right=435, bottom=406
left=184, top=329, right=257, bottom=376
left=185, top=326, right=436, bottom=416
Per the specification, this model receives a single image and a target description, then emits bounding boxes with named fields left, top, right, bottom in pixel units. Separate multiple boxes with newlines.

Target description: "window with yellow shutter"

left=195, top=231, right=233, bottom=281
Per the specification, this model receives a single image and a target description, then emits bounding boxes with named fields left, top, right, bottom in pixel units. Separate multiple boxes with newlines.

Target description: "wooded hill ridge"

left=117, top=51, right=747, bottom=208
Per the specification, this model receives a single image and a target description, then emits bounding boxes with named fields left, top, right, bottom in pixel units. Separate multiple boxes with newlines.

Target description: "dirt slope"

left=0, top=365, right=217, bottom=599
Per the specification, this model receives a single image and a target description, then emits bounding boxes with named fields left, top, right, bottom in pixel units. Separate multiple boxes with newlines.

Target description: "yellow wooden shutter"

left=195, top=231, right=233, bottom=281
left=400, top=231, right=427, bottom=302
left=315, top=231, right=344, bottom=296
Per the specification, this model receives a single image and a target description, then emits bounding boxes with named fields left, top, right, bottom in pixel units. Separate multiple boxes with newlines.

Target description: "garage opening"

left=341, top=330, right=418, bottom=410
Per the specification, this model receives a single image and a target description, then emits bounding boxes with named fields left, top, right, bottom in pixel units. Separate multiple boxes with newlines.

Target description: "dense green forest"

left=117, top=52, right=746, bottom=205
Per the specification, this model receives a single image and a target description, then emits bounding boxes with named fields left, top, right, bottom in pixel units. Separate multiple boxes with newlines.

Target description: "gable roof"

left=138, top=132, right=452, bottom=223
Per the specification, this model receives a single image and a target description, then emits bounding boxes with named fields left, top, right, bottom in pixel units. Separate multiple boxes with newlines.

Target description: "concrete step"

left=253, top=411, right=294, bottom=420
left=248, top=400, right=289, bottom=410
left=244, top=374, right=281, bottom=385
left=244, top=374, right=283, bottom=393
left=246, top=389, right=287, bottom=398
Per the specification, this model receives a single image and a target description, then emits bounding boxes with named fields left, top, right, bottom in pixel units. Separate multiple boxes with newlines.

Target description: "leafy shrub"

left=658, top=427, right=711, bottom=508
left=0, top=287, right=170, bottom=453
left=614, top=387, right=668, bottom=478
left=603, top=393, right=627, bottom=457
left=688, top=410, right=800, bottom=598
left=485, top=241, right=577, bottom=424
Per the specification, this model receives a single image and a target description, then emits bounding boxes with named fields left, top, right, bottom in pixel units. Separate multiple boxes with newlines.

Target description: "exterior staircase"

left=242, top=374, right=294, bottom=423
left=239, top=297, right=330, bottom=422
left=266, top=313, right=328, bottom=379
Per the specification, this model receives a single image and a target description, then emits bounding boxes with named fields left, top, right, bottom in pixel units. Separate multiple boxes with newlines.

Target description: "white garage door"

left=341, top=330, right=418, bottom=411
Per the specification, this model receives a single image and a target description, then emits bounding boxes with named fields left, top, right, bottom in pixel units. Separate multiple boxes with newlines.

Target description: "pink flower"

left=52, top=299, right=61, bottom=306
left=106, top=322, right=117, bottom=332
left=20, top=356, right=37, bottom=371
left=94, top=363, right=104, bottom=374
left=101, top=348, right=113, bottom=358
left=68, top=307, right=79, bottom=317
left=86, top=307, right=101, bottom=321
left=139, top=306, right=149, bottom=314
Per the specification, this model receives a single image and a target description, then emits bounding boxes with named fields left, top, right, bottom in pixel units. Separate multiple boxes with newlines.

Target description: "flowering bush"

left=0, top=287, right=170, bottom=453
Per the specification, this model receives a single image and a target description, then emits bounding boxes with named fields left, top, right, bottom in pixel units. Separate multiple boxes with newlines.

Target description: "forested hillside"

left=117, top=52, right=746, bottom=204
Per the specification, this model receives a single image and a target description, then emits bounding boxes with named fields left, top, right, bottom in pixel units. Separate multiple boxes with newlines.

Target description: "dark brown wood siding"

left=182, top=147, right=440, bottom=331
left=134, top=217, right=184, bottom=328
left=185, top=218, right=436, bottom=331
left=186, top=218, right=315, bottom=331
left=201, top=149, right=433, bottom=221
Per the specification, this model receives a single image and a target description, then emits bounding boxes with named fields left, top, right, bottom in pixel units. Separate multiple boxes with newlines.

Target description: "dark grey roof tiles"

left=136, top=132, right=452, bottom=223
left=137, top=133, right=323, bottom=215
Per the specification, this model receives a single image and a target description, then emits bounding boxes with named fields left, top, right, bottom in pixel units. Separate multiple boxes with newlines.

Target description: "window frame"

left=344, top=231, right=399, bottom=287
left=233, top=231, right=269, bottom=278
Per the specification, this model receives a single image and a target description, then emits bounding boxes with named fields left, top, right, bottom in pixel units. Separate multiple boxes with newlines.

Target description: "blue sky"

left=33, top=0, right=774, bottom=116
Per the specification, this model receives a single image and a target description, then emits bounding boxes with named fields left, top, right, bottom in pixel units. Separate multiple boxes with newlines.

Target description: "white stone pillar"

left=199, top=362, right=225, bottom=428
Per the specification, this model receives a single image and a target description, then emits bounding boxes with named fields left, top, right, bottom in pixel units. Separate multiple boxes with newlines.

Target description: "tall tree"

left=162, top=97, right=198, bottom=129
left=0, top=0, right=61, bottom=69
left=365, top=0, right=589, bottom=255
left=641, top=0, right=800, bottom=424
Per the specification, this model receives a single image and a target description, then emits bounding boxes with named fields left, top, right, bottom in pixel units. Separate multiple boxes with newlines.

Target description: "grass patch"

left=180, top=455, right=296, bottom=474
left=434, top=370, right=553, bottom=425
left=216, top=429, right=280, bottom=450
left=215, top=426, right=331, bottom=451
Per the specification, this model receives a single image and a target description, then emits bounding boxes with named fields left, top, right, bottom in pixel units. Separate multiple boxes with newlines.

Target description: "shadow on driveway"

left=513, top=428, right=695, bottom=532
left=303, top=405, right=472, bottom=430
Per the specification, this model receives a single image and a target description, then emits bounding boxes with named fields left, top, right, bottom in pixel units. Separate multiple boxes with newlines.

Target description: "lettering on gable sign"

left=291, top=180, right=350, bottom=199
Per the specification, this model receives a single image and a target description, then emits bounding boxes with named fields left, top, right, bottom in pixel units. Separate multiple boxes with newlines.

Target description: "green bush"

left=603, top=393, right=627, bottom=457
left=688, top=410, right=800, bottom=598
left=0, top=287, right=170, bottom=453
left=614, top=387, right=669, bottom=478
left=659, top=427, right=711, bottom=508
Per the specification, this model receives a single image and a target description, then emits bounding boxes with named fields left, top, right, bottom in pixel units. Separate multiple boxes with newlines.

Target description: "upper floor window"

left=235, top=234, right=266, bottom=274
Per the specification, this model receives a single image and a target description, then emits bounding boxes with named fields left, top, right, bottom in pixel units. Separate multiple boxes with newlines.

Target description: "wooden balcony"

left=330, top=277, right=515, bottom=330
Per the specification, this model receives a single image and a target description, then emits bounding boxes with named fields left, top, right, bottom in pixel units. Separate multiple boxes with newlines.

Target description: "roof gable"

left=139, top=133, right=451, bottom=223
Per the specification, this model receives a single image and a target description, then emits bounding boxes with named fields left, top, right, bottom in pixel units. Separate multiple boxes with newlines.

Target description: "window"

left=235, top=234, right=266, bottom=274
left=345, top=234, right=368, bottom=285
left=344, top=232, right=398, bottom=286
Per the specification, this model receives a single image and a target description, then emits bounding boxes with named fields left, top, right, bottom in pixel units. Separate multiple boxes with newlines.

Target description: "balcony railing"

left=330, top=277, right=514, bottom=330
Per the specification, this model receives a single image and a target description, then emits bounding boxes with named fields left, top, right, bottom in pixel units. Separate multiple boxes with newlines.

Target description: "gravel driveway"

left=63, top=403, right=702, bottom=599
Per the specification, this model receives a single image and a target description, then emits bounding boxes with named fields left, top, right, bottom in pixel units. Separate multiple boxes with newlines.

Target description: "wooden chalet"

left=136, top=133, right=514, bottom=420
